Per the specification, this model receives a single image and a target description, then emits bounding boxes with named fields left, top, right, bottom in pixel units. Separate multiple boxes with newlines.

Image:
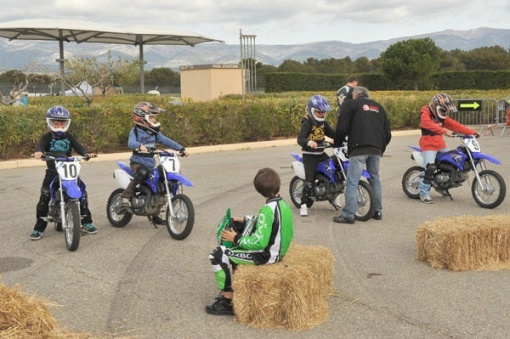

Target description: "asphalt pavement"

left=1, top=130, right=509, bottom=339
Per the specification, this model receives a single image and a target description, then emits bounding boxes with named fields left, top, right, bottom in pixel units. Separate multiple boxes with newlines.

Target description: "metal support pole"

left=239, top=30, right=257, bottom=97
left=253, top=38, right=257, bottom=92
left=139, top=37, right=145, bottom=94
left=59, top=31, right=65, bottom=96
left=240, top=29, right=245, bottom=99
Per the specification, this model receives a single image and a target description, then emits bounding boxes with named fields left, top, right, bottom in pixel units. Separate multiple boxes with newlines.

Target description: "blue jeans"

left=342, top=154, right=382, bottom=219
left=418, top=149, right=447, bottom=198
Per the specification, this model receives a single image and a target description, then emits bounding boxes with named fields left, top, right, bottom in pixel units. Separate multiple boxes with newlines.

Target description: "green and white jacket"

left=233, top=196, right=294, bottom=265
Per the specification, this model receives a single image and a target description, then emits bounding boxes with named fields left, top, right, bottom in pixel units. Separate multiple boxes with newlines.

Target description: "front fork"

left=56, top=175, right=68, bottom=229
left=162, top=170, right=175, bottom=220
left=57, top=179, right=81, bottom=229
left=468, top=153, right=486, bottom=188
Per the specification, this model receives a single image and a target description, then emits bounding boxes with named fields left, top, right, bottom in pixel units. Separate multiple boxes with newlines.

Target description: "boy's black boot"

left=205, top=294, right=234, bottom=316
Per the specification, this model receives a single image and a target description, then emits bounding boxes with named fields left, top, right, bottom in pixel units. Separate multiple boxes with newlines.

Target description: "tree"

left=61, top=51, right=140, bottom=106
left=353, top=57, right=372, bottom=73
left=256, top=62, right=277, bottom=88
left=0, top=63, right=48, bottom=106
left=460, top=46, right=510, bottom=70
left=145, top=67, right=180, bottom=88
left=277, top=60, right=310, bottom=73
left=438, top=50, right=466, bottom=71
left=381, top=38, right=441, bottom=90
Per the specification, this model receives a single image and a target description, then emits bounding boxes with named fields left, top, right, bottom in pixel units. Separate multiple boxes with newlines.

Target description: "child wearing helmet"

left=30, top=106, right=97, bottom=240
left=296, top=95, right=335, bottom=217
left=418, top=93, right=479, bottom=203
left=120, top=102, right=189, bottom=209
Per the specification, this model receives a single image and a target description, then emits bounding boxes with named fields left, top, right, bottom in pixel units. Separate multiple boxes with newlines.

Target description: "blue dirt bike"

left=402, top=133, right=506, bottom=208
left=40, top=153, right=93, bottom=251
left=289, top=142, right=376, bottom=221
left=106, top=149, right=194, bottom=240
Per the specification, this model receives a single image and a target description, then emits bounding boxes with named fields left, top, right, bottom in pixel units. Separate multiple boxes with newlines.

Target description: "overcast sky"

left=1, top=0, right=509, bottom=45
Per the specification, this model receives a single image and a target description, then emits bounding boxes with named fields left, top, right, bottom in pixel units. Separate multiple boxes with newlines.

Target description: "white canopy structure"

left=0, top=19, right=223, bottom=94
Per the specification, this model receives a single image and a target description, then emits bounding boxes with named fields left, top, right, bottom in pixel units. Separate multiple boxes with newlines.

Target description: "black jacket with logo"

left=334, top=97, right=392, bottom=156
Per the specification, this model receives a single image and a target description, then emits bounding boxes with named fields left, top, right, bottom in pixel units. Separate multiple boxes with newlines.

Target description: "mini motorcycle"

left=402, top=133, right=506, bottom=209
left=41, top=153, right=92, bottom=251
left=106, top=149, right=194, bottom=240
left=289, top=142, right=376, bottom=221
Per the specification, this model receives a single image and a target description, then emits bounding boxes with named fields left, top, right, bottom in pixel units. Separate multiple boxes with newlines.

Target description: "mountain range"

left=0, top=27, right=509, bottom=72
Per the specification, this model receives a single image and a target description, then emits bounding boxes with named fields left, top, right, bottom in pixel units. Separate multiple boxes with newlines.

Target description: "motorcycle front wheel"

left=289, top=176, right=315, bottom=208
left=354, top=180, right=376, bottom=221
left=472, top=170, right=506, bottom=209
left=64, top=201, right=81, bottom=251
left=106, top=188, right=132, bottom=227
left=402, top=166, right=423, bottom=199
left=166, top=194, right=194, bottom=240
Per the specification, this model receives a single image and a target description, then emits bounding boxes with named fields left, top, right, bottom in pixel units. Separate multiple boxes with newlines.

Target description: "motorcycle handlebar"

left=320, top=142, right=332, bottom=148
left=133, top=148, right=184, bottom=157
left=317, top=141, right=347, bottom=149
left=450, top=133, right=480, bottom=139
left=33, top=152, right=95, bottom=161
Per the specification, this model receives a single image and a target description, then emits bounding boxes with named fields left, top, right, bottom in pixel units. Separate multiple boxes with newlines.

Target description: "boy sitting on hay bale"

left=206, top=168, right=294, bottom=316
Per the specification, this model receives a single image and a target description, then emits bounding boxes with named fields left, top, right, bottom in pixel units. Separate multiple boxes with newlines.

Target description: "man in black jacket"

left=333, top=86, right=392, bottom=224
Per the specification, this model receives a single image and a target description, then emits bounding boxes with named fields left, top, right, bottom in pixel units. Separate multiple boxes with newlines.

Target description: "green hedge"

left=1, top=90, right=508, bottom=160
left=0, top=95, right=306, bottom=159
left=266, top=71, right=510, bottom=92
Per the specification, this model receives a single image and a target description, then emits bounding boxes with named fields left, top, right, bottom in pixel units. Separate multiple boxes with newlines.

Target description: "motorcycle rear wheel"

left=402, top=166, right=423, bottom=199
left=166, top=194, right=194, bottom=240
left=64, top=201, right=81, bottom=251
left=106, top=188, right=132, bottom=227
left=289, top=176, right=315, bottom=208
left=471, top=169, right=506, bottom=209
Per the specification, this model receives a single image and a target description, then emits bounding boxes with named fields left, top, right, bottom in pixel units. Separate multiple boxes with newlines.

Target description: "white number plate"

left=465, top=138, right=480, bottom=153
left=161, top=155, right=180, bottom=173
left=56, top=160, right=81, bottom=180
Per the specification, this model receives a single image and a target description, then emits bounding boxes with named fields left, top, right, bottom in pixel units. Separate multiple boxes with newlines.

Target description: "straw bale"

left=232, top=243, right=335, bottom=331
left=0, top=282, right=97, bottom=338
left=416, top=215, right=510, bottom=271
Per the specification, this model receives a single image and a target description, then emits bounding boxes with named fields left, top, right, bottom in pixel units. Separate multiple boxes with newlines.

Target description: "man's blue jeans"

left=342, top=154, right=382, bottom=219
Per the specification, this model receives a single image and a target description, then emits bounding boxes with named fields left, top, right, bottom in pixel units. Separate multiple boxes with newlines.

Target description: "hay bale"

left=232, top=243, right=335, bottom=331
left=0, top=282, right=94, bottom=338
left=0, top=282, right=57, bottom=338
left=417, top=215, right=510, bottom=271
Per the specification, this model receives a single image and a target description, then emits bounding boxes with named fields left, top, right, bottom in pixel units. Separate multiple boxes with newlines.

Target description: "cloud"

left=0, top=0, right=509, bottom=44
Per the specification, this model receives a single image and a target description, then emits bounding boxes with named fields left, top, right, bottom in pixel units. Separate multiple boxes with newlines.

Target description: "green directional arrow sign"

left=457, top=100, right=483, bottom=111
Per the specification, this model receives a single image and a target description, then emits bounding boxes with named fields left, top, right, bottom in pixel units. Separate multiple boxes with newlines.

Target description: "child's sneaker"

left=299, top=204, right=308, bottom=217
left=30, top=230, right=44, bottom=240
left=81, top=223, right=98, bottom=234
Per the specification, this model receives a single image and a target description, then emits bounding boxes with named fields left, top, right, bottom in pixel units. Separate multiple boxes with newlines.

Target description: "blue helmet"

left=46, top=105, right=71, bottom=138
left=306, top=95, right=332, bottom=122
